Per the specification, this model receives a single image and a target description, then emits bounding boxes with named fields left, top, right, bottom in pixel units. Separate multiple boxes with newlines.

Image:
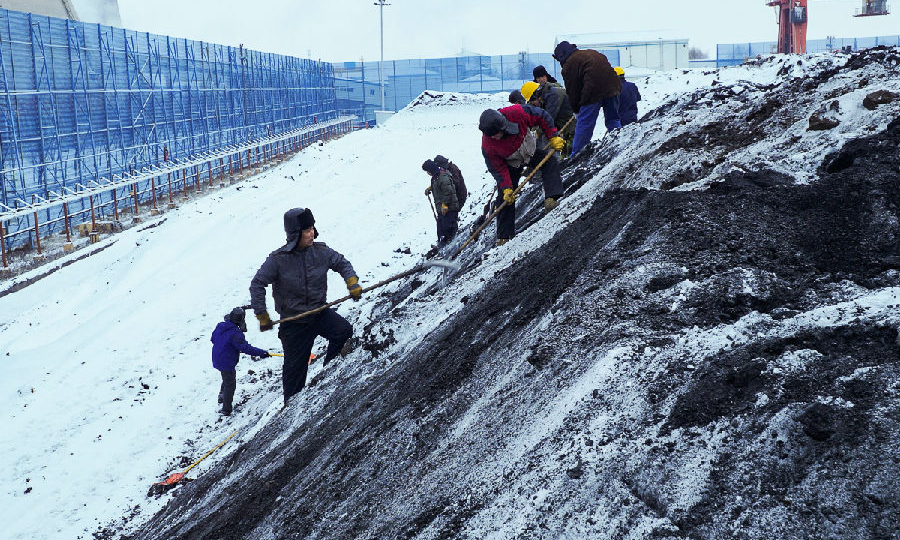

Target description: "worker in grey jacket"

left=422, top=159, right=459, bottom=244
left=250, top=207, right=362, bottom=407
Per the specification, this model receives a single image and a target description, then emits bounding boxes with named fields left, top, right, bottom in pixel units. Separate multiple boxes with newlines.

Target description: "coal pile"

left=127, top=51, right=899, bottom=540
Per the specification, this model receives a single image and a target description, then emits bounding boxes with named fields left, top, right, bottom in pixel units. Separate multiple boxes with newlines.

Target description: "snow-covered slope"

left=1, top=49, right=898, bottom=540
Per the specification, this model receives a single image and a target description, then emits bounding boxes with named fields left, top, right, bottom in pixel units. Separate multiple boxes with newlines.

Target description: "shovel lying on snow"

left=272, top=259, right=460, bottom=326
left=148, top=431, right=238, bottom=496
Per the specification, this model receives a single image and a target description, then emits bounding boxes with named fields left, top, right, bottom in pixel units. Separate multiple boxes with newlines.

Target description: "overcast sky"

left=116, top=0, right=900, bottom=61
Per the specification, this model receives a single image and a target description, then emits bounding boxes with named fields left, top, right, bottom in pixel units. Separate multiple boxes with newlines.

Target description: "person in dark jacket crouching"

left=422, top=159, right=459, bottom=245
left=250, top=207, right=362, bottom=408
left=614, top=66, right=642, bottom=126
left=553, top=41, right=622, bottom=155
left=211, top=307, right=270, bottom=416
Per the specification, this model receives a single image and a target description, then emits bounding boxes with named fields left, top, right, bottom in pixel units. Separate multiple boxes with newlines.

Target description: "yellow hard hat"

left=614, top=66, right=625, bottom=76
left=520, top=81, right=539, bottom=102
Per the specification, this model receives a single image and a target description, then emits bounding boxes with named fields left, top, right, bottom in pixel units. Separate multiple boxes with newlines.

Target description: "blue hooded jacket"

left=618, top=78, right=642, bottom=125
left=211, top=320, right=268, bottom=371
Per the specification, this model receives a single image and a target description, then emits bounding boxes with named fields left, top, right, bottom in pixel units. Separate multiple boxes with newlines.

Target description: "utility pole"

left=374, top=0, right=390, bottom=111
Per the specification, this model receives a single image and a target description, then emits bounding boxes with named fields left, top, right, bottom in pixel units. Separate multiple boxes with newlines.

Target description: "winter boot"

left=496, top=238, right=510, bottom=247
left=544, top=198, right=559, bottom=212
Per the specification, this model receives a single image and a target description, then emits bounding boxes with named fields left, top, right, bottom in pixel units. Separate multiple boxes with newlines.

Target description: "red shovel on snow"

left=148, top=431, right=237, bottom=496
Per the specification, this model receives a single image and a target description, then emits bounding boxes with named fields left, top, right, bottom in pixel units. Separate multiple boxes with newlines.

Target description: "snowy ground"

left=1, top=50, right=897, bottom=540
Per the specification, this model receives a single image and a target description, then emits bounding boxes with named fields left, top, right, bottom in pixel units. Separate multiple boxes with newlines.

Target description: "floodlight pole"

left=374, top=0, right=390, bottom=111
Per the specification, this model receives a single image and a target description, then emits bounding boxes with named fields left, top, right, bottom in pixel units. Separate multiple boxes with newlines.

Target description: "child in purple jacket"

left=211, top=307, right=269, bottom=415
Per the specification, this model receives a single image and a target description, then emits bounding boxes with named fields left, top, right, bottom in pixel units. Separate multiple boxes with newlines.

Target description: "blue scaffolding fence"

left=0, top=8, right=347, bottom=257
left=333, top=50, right=620, bottom=126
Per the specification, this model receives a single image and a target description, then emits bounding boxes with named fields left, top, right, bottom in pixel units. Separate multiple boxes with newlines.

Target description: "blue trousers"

left=436, top=209, right=458, bottom=243
left=571, top=97, right=622, bottom=155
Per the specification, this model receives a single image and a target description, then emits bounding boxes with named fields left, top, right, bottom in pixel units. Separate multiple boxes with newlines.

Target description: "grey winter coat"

left=431, top=170, right=460, bottom=213
left=250, top=242, right=357, bottom=318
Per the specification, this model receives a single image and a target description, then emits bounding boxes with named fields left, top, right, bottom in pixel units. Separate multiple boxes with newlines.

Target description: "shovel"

left=272, top=259, right=460, bottom=326
left=266, top=352, right=318, bottom=365
left=426, top=192, right=438, bottom=222
left=149, top=431, right=238, bottom=496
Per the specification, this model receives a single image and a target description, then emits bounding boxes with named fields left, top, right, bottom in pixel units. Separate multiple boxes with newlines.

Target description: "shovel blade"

left=157, top=472, right=184, bottom=486
left=423, top=259, right=460, bottom=272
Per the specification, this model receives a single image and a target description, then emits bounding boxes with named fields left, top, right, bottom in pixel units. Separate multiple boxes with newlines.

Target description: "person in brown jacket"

left=552, top=41, right=622, bottom=155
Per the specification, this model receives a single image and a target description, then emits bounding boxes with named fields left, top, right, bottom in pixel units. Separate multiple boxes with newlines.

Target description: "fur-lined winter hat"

left=479, top=109, right=519, bottom=136
left=422, top=159, right=439, bottom=175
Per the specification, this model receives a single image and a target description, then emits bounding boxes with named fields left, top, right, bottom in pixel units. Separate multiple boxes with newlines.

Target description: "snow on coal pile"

left=128, top=48, right=899, bottom=540
left=5, top=48, right=896, bottom=540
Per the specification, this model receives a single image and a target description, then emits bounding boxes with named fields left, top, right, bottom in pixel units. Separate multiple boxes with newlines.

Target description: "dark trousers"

left=436, top=210, right=459, bottom=243
left=278, top=307, right=353, bottom=402
left=496, top=147, right=564, bottom=240
left=218, top=370, right=236, bottom=413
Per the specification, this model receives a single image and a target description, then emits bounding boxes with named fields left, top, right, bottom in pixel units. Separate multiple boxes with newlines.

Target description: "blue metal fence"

left=0, top=8, right=340, bottom=253
left=716, top=34, right=900, bottom=66
left=333, top=50, right=620, bottom=125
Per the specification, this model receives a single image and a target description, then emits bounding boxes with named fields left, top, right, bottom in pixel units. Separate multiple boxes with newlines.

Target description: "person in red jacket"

left=479, top=104, right=566, bottom=245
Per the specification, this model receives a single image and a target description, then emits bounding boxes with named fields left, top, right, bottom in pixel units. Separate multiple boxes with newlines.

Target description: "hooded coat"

left=481, top=104, right=558, bottom=190
left=211, top=320, right=268, bottom=371
left=430, top=169, right=460, bottom=212
left=555, top=46, right=622, bottom=113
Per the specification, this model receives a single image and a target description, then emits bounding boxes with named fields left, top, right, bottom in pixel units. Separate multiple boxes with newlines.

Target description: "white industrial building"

left=556, top=30, right=690, bottom=71
left=0, top=0, right=121, bottom=26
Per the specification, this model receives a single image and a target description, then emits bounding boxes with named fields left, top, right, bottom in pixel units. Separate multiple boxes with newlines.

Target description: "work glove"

left=424, top=186, right=432, bottom=195
left=346, top=276, right=362, bottom=301
left=441, top=203, right=449, bottom=215
left=503, top=188, right=517, bottom=204
left=257, top=312, right=273, bottom=332
left=549, top=136, right=565, bottom=152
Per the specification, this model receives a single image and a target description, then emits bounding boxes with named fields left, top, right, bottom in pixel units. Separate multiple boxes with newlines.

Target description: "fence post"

left=113, top=187, right=119, bottom=220
left=151, top=176, right=158, bottom=212
left=167, top=172, right=174, bottom=208
left=63, top=202, right=72, bottom=243
left=90, top=194, right=97, bottom=231
left=0, top=221, right=7, bottom=268
left=32, top=211, right=42, bottom=256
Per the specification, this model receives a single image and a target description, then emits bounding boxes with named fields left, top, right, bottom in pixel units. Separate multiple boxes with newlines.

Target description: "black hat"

left=226, top=307, right=247, bottom=332
left=433, top=155, right=449, bottom=168
left=552, top=41, right=578, bottom=65
left=284, top=207, right=315, bottom=233
left=479, top=109, right=519, bottom=136
left=508, top=89, right=526, bottom=105
left=532, top=65, right=549, bottom=80
left=283, top=207, right=317, bottom=250
left=422, top=159, right=439, bottom=175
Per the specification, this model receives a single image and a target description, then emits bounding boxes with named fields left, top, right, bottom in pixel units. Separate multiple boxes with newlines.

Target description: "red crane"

left=767, top=0, right=809, bottom=53
left=767, top=0, right=891, bottom=54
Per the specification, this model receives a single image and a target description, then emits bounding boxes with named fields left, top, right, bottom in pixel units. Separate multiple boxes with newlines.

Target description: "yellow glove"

left=256, top=312, right=273, bottom=332
left=346, top=276, right=362, bottom=301
left=549, top=136, right=565, bottom=152
left=424, top=186, right=432, bottom=195
left=440, top=203, right=449, bottom=215
left=503, top=188, right=517, bottom=204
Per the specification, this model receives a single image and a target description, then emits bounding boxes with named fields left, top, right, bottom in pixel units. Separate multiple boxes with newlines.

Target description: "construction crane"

left=767, top=0, right=891, bottom=53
